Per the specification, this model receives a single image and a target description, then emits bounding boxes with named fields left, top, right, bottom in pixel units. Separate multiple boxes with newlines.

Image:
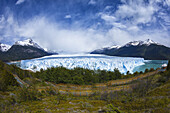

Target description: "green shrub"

left=133, top=71, right=139, bottom=76
left=106, top=104, right=124, bottom=113
left=149, top=68, right=154, bottom=72
left=126, top=71, right=130, bottom=75
left=144, top=68, right=149, bottom=73
left=35, top=67, right=122, bottom=85
left=16, top=86, right=41, bottom=102
left=0, top=70, right=18, bottom=91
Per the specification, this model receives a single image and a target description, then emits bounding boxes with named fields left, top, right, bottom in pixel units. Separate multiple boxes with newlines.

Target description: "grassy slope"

left=0, top=61, right=169, bottom=113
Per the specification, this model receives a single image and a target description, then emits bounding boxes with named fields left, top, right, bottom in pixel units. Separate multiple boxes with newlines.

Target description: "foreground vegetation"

left=0, top=60, right=169, bottom=112
left=36, top=67, right=123, bottom=85
left=35, top=65, right=156, bottom=85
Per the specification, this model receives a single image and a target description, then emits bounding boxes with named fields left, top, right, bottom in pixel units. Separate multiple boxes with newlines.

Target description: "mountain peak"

left=124, top=39, right=159, bottom=47
left=15, top=38, right=43, bottom=49
left=142, top=39, right=158, bottom=46
left=0, top=43, right=11, bottom=52
left=26, top=38, right=33, bottom=43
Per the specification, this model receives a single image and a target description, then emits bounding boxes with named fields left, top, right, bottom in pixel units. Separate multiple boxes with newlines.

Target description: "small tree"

left=145, top=68, right=149, bottom=73
left=149, top=68, right=154, bottom=72
left=126, top=71, right=130, bottom=75
left=134, top=71, right=139, bottom=76
left=114, top=68, right=121, bottom=79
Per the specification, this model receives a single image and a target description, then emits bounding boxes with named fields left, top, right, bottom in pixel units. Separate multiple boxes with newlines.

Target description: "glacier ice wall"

left=20, top=55, right=145, bottom=74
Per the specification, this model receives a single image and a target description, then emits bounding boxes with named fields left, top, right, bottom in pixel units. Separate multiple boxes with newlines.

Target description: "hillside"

left=0, top=45, right=51, bottom=62
left=91, top=39, right=170, bottom=60
left=0, top=60, right=170, bottom=112
left=110, top=44, right=170, bottom=60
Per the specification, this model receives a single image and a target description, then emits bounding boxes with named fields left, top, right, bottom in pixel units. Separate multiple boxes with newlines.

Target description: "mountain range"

left=0, top=39, right=54, bottom=62
left=1, top=38, right=170, bottom=61
left=91, top=39, right=170, bottom=60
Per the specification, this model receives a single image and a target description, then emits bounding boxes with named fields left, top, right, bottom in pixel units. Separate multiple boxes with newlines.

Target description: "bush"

left=16, top=86, right=41, bottom=102
left=134, top=71, right=139, bottom=76
left=144, top=69, right=149, bottom=73
left=139, top=71, right=143, bottom=74
left=0, top=70, right=18, bottom=91
left=126, top=71, right=130, bottom=75
left=149, top=68, right=154, bottom=72
left=106, top=104, right=124, bottom=113
left=35, top=67, right=122, bottom=85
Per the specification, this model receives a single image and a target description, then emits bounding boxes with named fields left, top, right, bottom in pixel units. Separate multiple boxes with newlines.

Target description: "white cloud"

left=115, top=0, right=157, bottom=25
left=107, top=28, right=133, bottom=45
left=16, top=0, right=26, bottom=5
left=112, top=22, right=126, bottom=29
left=0, top=16, right=5, bottom=29
left=0, top=13, right=20, bottom=43
left=97, top=0, right=170, bottom=47
left=105, top=6, right=113, bottom=10
left=0, top=0, right=170, bottom=52
left=99, top=0, right=159, bottom=28
left=65, top=15, right=72, bottom=19
left=127, top=26, right=140, bottom=32
left=99, top=13, right=126, bottom=28
left=88, top=0, right=96, bottom=5
left=17, top=17, right=108, bottom=53
left=1, top=14, right=170, bottom=53
left=164, top=0, right=170, bottom=6
left=100, top=13, right=116, bottom=23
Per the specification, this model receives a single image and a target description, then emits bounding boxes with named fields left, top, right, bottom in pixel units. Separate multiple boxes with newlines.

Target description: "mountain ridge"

left=91, top=39, right=170, bottom=60
left=0, top=39, right=54, bottom=62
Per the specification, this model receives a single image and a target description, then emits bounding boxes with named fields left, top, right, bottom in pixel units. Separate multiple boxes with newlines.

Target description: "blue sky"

left=0, top=0, right=170, bottom=53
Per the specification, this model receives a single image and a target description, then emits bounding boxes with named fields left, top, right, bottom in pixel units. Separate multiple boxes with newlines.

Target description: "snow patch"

left=109, top=45, right=121, bottom=49
left=0, top=43, right=11, bottom=52
left=124, top=39, right=159, bottom=47
left=141, top=39, right=159, bottom=46
left=15, top=38, right=43, bottom=50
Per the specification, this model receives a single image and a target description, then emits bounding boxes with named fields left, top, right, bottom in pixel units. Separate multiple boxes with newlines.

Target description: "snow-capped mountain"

left=124, top=39, right=159, bottom=47
left=0, top=39, right=54, bottom=61
left=0, top=43, right=11, bottom=52
left=15, top=39, right=43, bottom=50
left=91, top=39, right=170, bottom=60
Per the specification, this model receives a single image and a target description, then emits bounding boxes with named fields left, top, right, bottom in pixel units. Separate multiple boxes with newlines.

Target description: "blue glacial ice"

left=19, top=54, right=145, bottom=74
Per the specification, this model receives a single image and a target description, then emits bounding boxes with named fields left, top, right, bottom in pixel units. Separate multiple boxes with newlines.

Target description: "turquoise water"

left=133, top=60, right=168, bottom=73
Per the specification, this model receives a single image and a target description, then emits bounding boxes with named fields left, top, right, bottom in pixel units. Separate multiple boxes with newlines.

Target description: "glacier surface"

left=19, top=54, right=145, bottom=74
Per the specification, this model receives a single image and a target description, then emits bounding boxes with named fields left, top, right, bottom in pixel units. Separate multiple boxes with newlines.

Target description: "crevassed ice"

left=20, top=55, right=145, bottom=74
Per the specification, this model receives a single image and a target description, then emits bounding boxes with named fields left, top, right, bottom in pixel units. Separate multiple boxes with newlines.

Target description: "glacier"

left=19, top=54, right=145, bottom=74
